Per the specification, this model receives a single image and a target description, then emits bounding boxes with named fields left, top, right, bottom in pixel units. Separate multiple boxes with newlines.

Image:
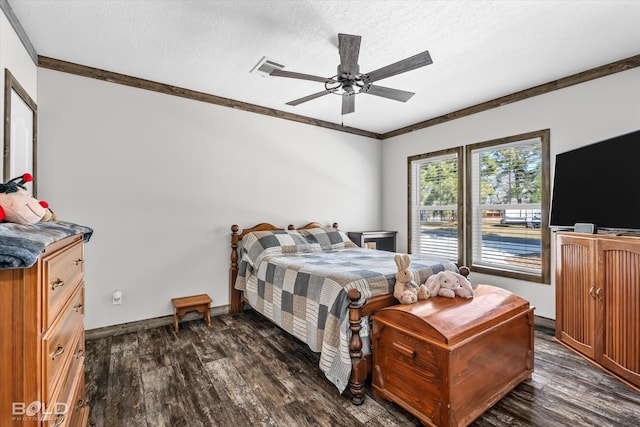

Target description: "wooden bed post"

left=347, top=287, right=366, bottom=405
left=230, top=224, right=243, bottom=314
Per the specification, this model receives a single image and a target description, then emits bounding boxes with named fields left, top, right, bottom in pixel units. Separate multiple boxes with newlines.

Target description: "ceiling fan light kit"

left=269, top=33, right=433, bottom=115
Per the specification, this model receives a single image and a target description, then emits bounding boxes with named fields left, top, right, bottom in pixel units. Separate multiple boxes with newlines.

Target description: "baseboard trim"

left=87, top=306, right=553, bottom=341
left=85, top=305, right=230, bottom=341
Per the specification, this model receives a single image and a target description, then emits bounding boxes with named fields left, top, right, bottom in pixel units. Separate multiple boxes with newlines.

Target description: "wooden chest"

left=372, top=285, right=534, bottom=427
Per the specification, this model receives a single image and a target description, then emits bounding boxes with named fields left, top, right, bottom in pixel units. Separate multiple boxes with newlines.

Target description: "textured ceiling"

left=7, top=0, right=640, bottom=134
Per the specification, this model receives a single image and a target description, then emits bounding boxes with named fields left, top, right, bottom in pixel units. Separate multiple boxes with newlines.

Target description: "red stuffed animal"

left=0, top=173, right=50, bottom=225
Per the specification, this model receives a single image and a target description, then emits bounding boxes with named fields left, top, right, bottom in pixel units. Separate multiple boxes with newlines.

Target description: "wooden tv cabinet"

left=555, top=231, right=640, bottom=391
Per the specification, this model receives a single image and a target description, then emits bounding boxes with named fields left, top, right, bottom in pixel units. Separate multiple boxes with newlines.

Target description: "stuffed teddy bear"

left=423, top=270, right=474, bottom=299
left=0, top=173, right=52, bottom=225
left=393, top=254, right=422, bottom=304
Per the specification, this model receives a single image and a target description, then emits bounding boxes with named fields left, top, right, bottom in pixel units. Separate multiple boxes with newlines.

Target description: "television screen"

left=550, top=129, right=640, bottom=231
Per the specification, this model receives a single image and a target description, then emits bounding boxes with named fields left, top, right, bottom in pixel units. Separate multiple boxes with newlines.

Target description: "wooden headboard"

left=229, top=222, right=338, bottom=313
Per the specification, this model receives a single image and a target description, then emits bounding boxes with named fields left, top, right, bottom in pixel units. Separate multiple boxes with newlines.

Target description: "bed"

left=229, top=222, right=465, bottom=405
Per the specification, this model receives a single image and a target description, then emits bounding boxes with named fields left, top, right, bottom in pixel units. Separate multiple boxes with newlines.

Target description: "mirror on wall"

left=3, top=69, right=37, bottom=195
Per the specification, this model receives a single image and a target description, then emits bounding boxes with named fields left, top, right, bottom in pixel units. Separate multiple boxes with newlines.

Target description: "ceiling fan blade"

left=342, top=94, right=355, bottom=115
left=270, top=69, right=337, bottom=84
left=365, top=50, right=433, bottom=82
left=364, top=85, right=415, bottom=102
left=286, top=90, right=331, bottom=106
left=338, top=33, right=361, bottom=75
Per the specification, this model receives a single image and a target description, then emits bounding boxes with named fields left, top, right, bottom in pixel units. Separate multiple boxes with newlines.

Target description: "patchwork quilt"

left=235, top=228, right=459, bottom=393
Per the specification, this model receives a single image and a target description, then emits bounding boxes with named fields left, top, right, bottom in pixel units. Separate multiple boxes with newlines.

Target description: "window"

left=466, top=130, right=550, bottom=283
left=409, top=147, right=463, bottom=266
left=407, top=130, right=551, bottom=284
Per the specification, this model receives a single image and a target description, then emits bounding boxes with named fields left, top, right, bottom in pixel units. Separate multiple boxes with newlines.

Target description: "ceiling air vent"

left=250, top=56, right=285, bottom=77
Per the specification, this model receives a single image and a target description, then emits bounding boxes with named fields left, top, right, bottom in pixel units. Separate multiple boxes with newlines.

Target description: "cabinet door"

left=555, top=234, right=597, bottom=358
left=597, top=238, right=640, bottom=386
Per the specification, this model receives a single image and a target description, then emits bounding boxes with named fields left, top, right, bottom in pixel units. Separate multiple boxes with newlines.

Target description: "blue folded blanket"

left=0, top=220, right=93, bottom=269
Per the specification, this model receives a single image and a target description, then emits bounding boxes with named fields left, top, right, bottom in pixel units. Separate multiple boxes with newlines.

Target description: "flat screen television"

left=550, top=129, right=640, bottom=231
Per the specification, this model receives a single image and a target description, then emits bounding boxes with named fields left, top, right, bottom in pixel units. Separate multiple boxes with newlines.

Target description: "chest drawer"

left=43, top=239, right=85, bottom=329
left=42, top=283, right=85, bottom=401
left=374, top=327, right=444, bottom=419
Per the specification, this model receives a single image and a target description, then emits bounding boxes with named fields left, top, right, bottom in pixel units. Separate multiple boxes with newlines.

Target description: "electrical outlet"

left=112, top=290, right=123, bottom=305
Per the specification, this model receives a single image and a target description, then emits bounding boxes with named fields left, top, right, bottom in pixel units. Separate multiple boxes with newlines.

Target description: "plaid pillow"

left=241, top=230, right=321, bottom=267
left=299, top=227, right=357, bottom=250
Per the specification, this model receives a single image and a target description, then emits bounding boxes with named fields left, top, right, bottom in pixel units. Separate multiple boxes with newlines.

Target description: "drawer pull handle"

left=589, top=286, right=596, bottom=300
left=75, top=398, right=85, bottom=410
left=52, top=413, right=65, bottom=427
left=73, top=303, right=84, bottom=312
left=596, top=287, right=603, bottom=301
left=51, top=345, right=65, bottom=360
left=74, top=259, right=84, bottom=265
left=75, top=348, right=85, bottom=359
left=50, top=279, right=65, bottom=290
left=392, top=341, right=416, bottom=359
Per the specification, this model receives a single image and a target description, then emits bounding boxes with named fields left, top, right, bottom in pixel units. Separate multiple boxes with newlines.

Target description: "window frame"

left=465, top=129, right=551, bottom=284
left=407, top=146, right=464, bottom=267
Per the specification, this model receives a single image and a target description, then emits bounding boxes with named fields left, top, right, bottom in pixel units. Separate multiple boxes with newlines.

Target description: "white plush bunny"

left=423, top=271, right=474, bottom=299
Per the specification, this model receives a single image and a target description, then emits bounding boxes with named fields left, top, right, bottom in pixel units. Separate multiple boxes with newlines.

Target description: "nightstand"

left=348, top=231, right=397, bottom=252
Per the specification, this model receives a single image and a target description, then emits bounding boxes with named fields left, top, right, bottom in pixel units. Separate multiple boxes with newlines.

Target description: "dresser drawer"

left=69, top=369, right=89, bottom=427
left=43, top=239, right=85, bottom=329
left=42, top=283, right=85, bottom=401
left=42, top=336, right=85, bottom=427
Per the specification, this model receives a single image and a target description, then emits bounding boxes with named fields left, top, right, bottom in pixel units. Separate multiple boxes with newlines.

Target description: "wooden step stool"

left=171, top=294, right=212, bottom=333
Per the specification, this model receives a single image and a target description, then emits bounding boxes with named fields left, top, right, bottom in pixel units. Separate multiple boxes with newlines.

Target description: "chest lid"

left=373, top=285, right=532, bottom=346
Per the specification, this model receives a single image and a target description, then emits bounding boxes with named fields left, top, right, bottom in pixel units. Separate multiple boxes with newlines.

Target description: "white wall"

left=11, top=0, right=639, bottom=325
left=37, top=69, right=382, bottom=329
left=0, top=10, right=37, bottom=179
left=381, top=68, right=640, bottom=319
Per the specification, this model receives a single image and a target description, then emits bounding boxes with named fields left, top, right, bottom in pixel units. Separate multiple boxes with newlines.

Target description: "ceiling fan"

left=269, top=33, right=433, bottom=115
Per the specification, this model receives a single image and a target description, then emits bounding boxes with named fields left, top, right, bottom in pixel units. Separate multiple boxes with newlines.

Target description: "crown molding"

left=37, top=53, right=640, bottom=141
left=0, top=0, right=37, bottom=64
left=37, top=56, right=383, bottom=140
left=382, top=54, right=640, bottom=139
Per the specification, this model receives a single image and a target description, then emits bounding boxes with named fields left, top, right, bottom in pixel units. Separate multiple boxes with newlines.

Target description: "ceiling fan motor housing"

left=336, top=64, right=370, bottom=96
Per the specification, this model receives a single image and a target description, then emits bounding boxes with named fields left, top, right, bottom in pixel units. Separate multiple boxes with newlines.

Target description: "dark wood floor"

left=84, top=311, right=640, bottom=427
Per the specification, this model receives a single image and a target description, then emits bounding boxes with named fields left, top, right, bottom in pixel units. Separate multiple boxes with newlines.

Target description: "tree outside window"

left=467, top=130, right=550, bottom=283
left=409, top=147, right=463, bottom=265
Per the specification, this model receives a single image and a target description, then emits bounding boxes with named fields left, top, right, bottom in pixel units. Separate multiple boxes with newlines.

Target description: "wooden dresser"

left=555, top=231, right=640, bottom=391
left=372, top=285, right=534, bottom=427
left=0, top=234, right=89, bottom=426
